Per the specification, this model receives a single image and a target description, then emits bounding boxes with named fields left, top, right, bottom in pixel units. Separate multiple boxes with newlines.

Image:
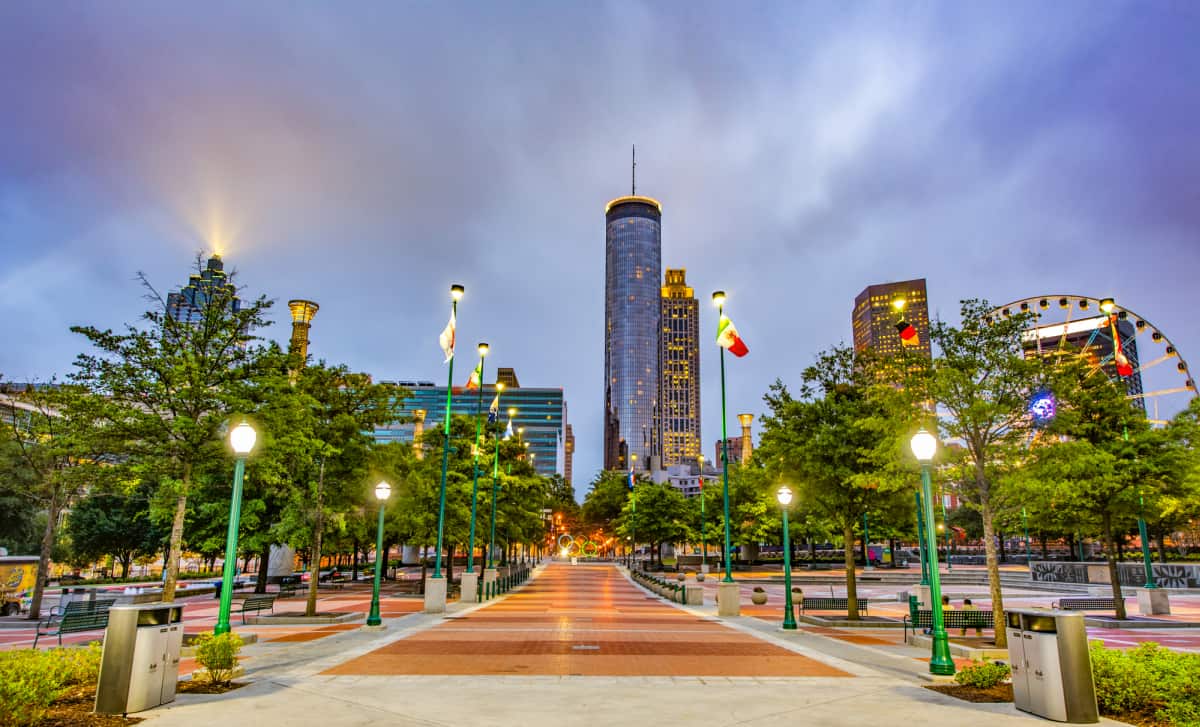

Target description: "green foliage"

left=0, top=643, right=102, bottom=726
left=194, top=632, right=244, bottom=686
left=65, top=488, right=163, bottom=579
left=953, top=659, right=1010, bottom=689
left=1090, top=642, right=1200, bottom=725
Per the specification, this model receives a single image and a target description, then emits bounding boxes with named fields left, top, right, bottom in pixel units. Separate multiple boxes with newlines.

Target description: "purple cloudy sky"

left=1, top=2, right=1198, bottom=492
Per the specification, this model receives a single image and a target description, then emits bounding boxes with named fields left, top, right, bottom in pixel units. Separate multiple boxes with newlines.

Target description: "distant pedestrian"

left=960, top=598, right=982, bottom=636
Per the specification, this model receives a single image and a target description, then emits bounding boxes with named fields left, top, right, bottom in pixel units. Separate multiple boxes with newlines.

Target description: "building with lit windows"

left=659, top=268, right=700, bottom=467
left=852, top=279, right=932, bottom=359
left=604, top=194, right=662, bottom=470
left=166, top=254, right=241, bottom=324
left=372, top=377, right=567, bottom=478
left=564, top=424, right=575, bottom=485
left=1022, top=316, right=1145, bottom=405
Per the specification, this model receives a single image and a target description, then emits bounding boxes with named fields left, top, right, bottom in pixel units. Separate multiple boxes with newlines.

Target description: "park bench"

left=34, top=599, right=115, bottom=647
left=321, top=574, right=347, bottom=590
left=211, top=578, right=253, bottom=599
left=1053, top=597, right=1117, bottom=611
left=800, top=597, right=869, bottom=615
left=277, top=575, right=302, bottom=598
left=903, top=609, right=994, bottom=641
left=234, top=594, right=277, bottom=623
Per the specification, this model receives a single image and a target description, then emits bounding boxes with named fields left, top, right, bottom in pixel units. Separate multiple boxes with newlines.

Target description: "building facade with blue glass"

left=373, top=381, right=567, bottom=478
left=604, top=195, right=662, bottom=470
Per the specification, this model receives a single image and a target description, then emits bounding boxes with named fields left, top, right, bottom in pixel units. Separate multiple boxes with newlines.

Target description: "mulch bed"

left=925, top=683, right=1013, bottom=703
left=41, top=686, right=142, bottom=726
left=177, top=679, right=249, bottom=695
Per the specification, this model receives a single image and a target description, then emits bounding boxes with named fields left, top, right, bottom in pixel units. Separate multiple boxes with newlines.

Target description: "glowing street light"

left=215, top=421, right=256, bottom=635
left=777, top=484, right=797, bottom=630
left=366, top=480, right=391, bottom=627
left=911, top=427, right=954, bottom=676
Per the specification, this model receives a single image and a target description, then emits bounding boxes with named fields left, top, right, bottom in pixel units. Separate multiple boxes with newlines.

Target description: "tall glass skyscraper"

left=604, top=195, right=662, bottom=470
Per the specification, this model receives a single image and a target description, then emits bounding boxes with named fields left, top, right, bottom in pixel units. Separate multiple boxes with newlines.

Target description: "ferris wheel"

left=989, top=295, right=1196, bottom=425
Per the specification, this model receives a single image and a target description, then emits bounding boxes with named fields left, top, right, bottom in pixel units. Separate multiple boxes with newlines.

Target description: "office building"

left=166, top=254, right=241, bottom=324
left=604, top=193, right=662, bottom=470
left=374, top=376, right=567, bottom=478
left=659, top=268, right=701, bottom=467
left=564, top=424, right=575, bottom=485
left=852, top=279, right=932, bottom=358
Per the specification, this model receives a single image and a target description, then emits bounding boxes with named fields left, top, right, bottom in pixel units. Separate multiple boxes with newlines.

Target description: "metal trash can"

left=95, top=603, right=185, bottom=716
left=1006, top=608, right=1098, bottom=723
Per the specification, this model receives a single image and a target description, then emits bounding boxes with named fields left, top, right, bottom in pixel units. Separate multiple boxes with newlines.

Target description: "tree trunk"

left=305, top=461, right=326, bottom=618
left=1103, top=513, right=1127, bottom=620
left=843, top=522, right=859, bottom=621
left=980, top=491, right=1007, bottom=648
left=352, top=539, right=360, bottom=582
left=255, top=545, right=270, bottom=593
left=1041, top=534, right=1049, bottom=560
left=998, top=530, right=1006, bottom=563
left=27, top=494, right=60, bottom=620
left=162, top=464, right=192, bottom=602
left=1156, top=528, right=1168, bottom=565
left=447, top=543, right=455, bottom=580
left=119, top=555, right=132, bottom=580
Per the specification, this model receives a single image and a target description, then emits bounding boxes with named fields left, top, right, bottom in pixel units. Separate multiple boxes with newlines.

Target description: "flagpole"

left=488, top=401, right=507, bottom=571
left=433, top=285, right=464, bottom=580
left=714, top=292, right=734, bottom=584
left=467, top=347, right=488, bottom=575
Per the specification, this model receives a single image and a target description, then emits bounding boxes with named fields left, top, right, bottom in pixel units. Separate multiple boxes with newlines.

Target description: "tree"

left=1013, top=358, right=1189, bottom=618
left=758, top=346, right=915, bottom=620
left=0, top=383, right=108, bottom=618
left=615, top=482, right=688, bottom=564
left=69, top=261, right=273, bottom=601
left=65, top=486, right=163, bottom=579
left=919, top=299, right=1040, bottom=647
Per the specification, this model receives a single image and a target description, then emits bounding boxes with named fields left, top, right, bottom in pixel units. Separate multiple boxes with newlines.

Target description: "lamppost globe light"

left=375, top=481, right=391, bottom=501
left=711, top=290, right=726, bottom=307
left=450, top=284, right=465, bottom=301
left=776, top=485, right=793, bottom=507
left=892, top=297, right=907, bottom=312
left=910, top=428, right=937, bottom=462
left=478, top=342, right=489, bottom=357
left=496, top=382, right=504, bottom=392
left=1099, top=297, right=1116, bottom=314
left=508, top=407, right=517, bottom=417
left=230, top=421, right=257, bottom=455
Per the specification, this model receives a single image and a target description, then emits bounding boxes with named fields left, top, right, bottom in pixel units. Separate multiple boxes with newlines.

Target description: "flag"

left=439, top=309, right=456, bottom=363
left=896, top=321, right=919, bottom=347
left=716, top=314, right=749, bottom=357
left=627, top=470, right=636, bottom=490
left=504, top=418, right=513, bottom=439
left=1109, top=314, right=1134, bottom=377
left=465, top=361, right=482, bottom=390
left=487, top=393, right=499, bottom=423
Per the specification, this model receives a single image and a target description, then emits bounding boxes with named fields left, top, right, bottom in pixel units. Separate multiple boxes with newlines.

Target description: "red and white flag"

left=717, top=314, right=749, bottom=357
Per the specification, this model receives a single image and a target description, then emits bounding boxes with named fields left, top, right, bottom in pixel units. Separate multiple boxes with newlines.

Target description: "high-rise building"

left=852, top=279, right=932, bottom=358
left=496, top=368, right=521, bottom=389
left=374, top=376, right=567, bottom=478
left=604, top=194, right=662, bottom=470
left=166, top=254, right=241, bottom=323
left=659, top=268, right=700, bottom=467
left=564, top=424, right=575, bottom=486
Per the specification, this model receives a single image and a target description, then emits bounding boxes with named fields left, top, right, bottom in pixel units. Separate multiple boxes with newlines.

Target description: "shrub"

left=0, top=644, right=103, bottom=726
left=954, top=659, right=1011, bottom=689
left=1089, top=642, right=1200, bottom=725
left=193, top=632, right=244, bottom=686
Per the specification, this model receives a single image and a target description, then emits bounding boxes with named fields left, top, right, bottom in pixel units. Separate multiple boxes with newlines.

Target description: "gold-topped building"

left=659, top=268, right=700, bottom=467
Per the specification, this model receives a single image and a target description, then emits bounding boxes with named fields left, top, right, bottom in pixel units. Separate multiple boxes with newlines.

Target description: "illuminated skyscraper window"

left=659, top=268, right=700, bottom=467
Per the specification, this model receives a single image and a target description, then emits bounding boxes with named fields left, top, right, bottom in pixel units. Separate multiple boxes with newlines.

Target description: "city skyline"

left=2, top=4, right=1199, bottom=493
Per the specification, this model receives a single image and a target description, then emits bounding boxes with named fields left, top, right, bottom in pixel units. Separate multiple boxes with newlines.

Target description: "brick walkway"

left=325, top=563, right=850, bottom=677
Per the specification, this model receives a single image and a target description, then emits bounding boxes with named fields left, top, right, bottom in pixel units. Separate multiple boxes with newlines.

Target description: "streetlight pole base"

left=717, top=581, right=741, bottom=617
left=1137, top=588, right=1170, bottom=616
left=700, top=564, right=710, bottom=575
left=361, top=624, right=387, bottom=632
left=423, top=577, right=447, bottom=614
left=460, top=572, right=479, bottom=603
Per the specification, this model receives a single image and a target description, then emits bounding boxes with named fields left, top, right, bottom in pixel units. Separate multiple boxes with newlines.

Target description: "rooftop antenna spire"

left=632, top=144, right=636, bottom=196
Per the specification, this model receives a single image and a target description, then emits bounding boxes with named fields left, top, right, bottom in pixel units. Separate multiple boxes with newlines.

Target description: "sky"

left=2, top=2, right=1199, bottom=499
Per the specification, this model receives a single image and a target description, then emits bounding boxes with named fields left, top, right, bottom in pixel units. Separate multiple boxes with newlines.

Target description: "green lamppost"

left=487, top=401, right=511, bottom=571
left=777, top=485, right=797, bottom=630
left=1022, top=507, right=1032, bottom=561
left=912, top=427, right=955, bottom=676
left=712, top=290, right=734, bottom=583
left=915, top=490, right=929, bottom=585
left=698, top=455, right=707, bottom=571
left=466, top=343, right=489, bottom=575
left=940, top=495, right=952, bottom=572
left=366, top=480, right=391, bottom=627
left=215, top=420, right=256, bottom=636
left=433, top=284, right=464, bottom=579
